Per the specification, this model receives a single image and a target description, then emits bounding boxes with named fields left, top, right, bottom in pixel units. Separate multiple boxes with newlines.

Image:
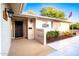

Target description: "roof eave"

left=14, top=14, right=72, bottom=23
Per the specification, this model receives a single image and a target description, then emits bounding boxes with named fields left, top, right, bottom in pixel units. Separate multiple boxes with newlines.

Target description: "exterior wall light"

left=3, top=8, right=14, bottom=21
left=7, top=8, right=14, bottom=18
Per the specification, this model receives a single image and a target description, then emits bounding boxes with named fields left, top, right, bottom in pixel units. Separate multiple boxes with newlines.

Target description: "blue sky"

left=22, top=3, right=79, bottom=22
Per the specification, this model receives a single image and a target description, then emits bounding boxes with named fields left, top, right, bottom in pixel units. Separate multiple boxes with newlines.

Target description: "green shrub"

left=46, top=31, right=53, bottom=38
left=47, top=30, right=59, bottom=38
left=54, top=30, right=59, bottom=37
left=70, top=22, right=79, bottom=30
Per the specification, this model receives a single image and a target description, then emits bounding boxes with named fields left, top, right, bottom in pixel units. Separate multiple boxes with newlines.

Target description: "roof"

left=8, top=3, right=24, bottom=15
left=14, top=14, right=72, bottom=23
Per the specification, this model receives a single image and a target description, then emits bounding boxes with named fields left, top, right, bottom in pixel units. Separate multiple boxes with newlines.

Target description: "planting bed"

left=47, top=35, right=73, bottom=43
left=46, top=30, right=75, bottom=43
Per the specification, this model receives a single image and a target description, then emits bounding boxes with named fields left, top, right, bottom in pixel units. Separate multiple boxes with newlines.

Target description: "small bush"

left=47, top=30, right=59, bottom=38
left=54, top=30, right=59, bottom=37
left=62, top=30, right=73, bottom=37
left=46, top=31, right=53, bottom=38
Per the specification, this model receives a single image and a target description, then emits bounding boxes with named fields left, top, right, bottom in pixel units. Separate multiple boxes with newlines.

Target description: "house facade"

left=1, top=3, right=72, bottom=56
left=12, top=14, right=72, bottom=45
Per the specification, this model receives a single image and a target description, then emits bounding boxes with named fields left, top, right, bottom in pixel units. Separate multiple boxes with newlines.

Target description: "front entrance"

left=12, top=17, right=35, bottom=39
left=15, top=21, right=23, bottom=37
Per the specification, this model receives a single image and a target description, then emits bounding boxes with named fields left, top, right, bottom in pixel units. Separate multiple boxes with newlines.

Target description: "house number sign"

left=42, top=23, right=49, bottom=28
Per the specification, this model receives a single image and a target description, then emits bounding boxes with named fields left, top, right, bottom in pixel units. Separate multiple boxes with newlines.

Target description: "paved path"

left=8, top=39, right=55, bottom=56
left=47, top=35, right=79, bottom=56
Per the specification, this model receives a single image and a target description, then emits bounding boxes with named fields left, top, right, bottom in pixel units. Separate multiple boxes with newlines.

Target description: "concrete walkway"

left=47, top=35, right=79, bottom=56
left=8, top=39, right=55, bottom=56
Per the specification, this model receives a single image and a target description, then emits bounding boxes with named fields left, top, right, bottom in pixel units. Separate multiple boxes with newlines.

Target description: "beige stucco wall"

left=53, top=21, right=70, bottom=31
left=53, top=21, right=61, bottom=30
left=36, top=17, right=52, bottom=29
left=60, top=22, right=70, bottom=31
left=1, top=3, right=12, bottom=56
left=28, top=18, right=35, bottom=39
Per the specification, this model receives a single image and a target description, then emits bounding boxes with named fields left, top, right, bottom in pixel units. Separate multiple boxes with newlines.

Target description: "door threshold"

left=15, top=37, right=27, bottom=40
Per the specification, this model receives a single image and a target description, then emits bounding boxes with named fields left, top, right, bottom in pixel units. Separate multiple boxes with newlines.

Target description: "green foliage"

left=40, top=6, right=66, bottom=19
left=54, top=30, right=60, bottom=37
left=62, top=31, right=73, bottom=36
left=47, top=30, right=59, bottom=38
left=27, top=10, right=36, bottom=15
left=46, top=31, right=53, bottom=38
left=76, top=22, right=79, bottom=29
left=70, top=22, right=79, bottom=30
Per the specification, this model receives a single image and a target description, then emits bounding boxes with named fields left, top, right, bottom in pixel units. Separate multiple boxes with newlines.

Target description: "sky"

left=22, top=3, right=79, bottom=22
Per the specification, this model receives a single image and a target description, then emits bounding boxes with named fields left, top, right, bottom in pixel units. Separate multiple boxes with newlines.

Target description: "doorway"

left=15, top=21, right=23, bottom=37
